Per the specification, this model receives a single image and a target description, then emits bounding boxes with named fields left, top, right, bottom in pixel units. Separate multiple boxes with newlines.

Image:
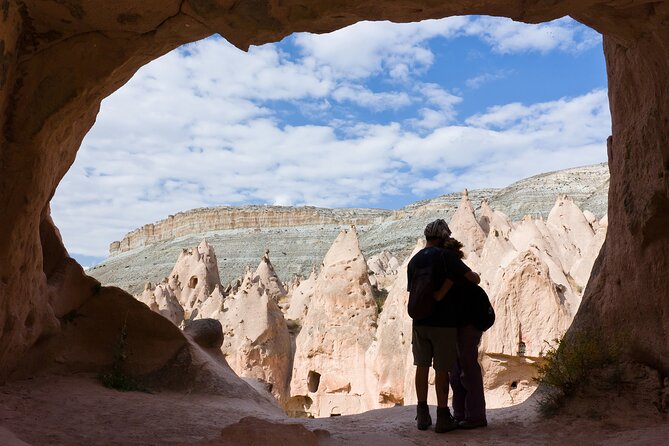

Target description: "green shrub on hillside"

left=534, top=331, right=623, bottom=416
left=98, top=318, right=150, bottom=393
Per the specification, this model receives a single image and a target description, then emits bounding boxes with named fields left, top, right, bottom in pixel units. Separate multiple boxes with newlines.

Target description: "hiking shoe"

left=435, top=407, right=458, bottom=433
left=415, top=404, right=432, bottom=430
left=457, top=419, right=488, bottom=429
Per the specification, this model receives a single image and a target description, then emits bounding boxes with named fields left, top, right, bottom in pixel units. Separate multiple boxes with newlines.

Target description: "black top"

left=407, top=247, right=471, bottom=327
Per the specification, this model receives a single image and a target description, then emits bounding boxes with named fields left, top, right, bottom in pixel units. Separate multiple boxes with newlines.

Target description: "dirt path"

left=0, top=374, right=666, bottom=445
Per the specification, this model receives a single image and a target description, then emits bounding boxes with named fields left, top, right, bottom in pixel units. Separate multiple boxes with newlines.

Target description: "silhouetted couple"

left=407, top=219, right=487, bottom=433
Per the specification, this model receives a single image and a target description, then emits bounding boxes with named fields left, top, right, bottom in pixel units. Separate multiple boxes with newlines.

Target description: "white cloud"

left=402, top=90, right=611, bottom=194
left=50, top=18, right=607, bottom=259
left=293, top=18, right=469, bottom=80
left=465, top=69, right=514, bottom=89
left=464, top=17, right=601, bottom=54
left=332, top=84, right=412, bottom=111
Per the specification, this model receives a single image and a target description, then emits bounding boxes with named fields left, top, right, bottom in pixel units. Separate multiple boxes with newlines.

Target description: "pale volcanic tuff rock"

left=546, top=196, right=596, bottom=261
left=125, top=191, right=606, bottom=414
left=255, top=250, right=288, bottom=302
left=478, top=199, right=514, bottom=237
left=366, top=251, right=400, bottom=277
left=137, top=281, right=185, bottom=327
left=449, top=189, right=487, bottom=254
left=285, top=268, right=317, bottom=323
left=122, top=188, right=605, bottom=414
left=289, top=227, right=378, bottom=417
left=168, top=240, right=222, bottom=310
left=218, top=277, right=292, bottom=404
left=195, top=285, right=225, bottom=320
left=135, top=240, right=293, bottom=403
left=570, top=222, right=607, bottom=288
left=482, top=250, right=573, bottom=358
left=366, top=251, right=400, bottom=290
left=365, top=240, right=423, bottom=407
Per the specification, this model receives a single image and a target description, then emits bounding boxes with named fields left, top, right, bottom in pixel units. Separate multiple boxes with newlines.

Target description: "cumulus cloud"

left=332, top=84, right=412, bottom=110
left=50, top=17, right=607, bottom=259
left=465, top=69, right=514, bottom=89
left=464, top=17, right=601, bottom=54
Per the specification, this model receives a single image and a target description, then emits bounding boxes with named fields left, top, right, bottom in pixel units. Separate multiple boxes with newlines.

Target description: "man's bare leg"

left=435, top=369, right=449, bottom=408
left=415, top=366, right=429, bottom=403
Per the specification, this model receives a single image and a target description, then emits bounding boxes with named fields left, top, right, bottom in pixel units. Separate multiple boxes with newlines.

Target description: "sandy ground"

left=0, top=374, right=667, bottom=445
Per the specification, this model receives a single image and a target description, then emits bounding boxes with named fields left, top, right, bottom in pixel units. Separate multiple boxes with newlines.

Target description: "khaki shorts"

left=412, top=325, right=457, bottom=371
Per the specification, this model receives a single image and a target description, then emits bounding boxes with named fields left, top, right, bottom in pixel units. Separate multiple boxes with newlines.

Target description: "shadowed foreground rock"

left=192, top=417, right=328, bottom=446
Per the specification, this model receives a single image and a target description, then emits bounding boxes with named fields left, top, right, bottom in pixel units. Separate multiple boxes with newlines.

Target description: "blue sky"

left=51, top=16, right=610, bottom=266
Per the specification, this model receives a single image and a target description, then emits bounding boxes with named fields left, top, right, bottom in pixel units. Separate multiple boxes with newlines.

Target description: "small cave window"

left=307, top=370, right=321, bottom=393
left=330, top=407, right=341, bottom=417
left=518, top=342, right=526, bottom=357
left=188, top=276, right=198, bottom=288
left=510, top=381, right=518, bottom=389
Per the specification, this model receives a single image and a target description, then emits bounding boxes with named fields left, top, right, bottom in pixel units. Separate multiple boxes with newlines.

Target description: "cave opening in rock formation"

left=2, top=1, right=669, bottom=441
left=43, top=15, right=609, bottom=418
left=307, top=370, right=321, bottom=393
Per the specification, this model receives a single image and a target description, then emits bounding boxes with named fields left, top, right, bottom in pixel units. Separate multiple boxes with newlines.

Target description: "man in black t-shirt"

left=407, top=219, right=480, bottom=433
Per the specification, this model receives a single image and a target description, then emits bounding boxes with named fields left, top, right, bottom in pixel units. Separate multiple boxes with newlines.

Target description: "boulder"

left=184, top=318, right=224, bottom=350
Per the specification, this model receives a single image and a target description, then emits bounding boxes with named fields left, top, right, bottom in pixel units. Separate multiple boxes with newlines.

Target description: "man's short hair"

left=424, top=219, right=452, bottom=241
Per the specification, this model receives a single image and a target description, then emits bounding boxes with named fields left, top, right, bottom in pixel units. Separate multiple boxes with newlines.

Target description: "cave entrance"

left=50, top=14, right=608, bottom=418
left=307, top=371, right=321, bottom=393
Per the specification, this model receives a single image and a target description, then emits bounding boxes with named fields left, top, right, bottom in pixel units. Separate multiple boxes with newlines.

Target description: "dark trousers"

left=450, top=324, right=486, bottom=422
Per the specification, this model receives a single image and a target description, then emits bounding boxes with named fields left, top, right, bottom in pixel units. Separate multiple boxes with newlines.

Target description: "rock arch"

left=1, top=1, right=668, bottom=381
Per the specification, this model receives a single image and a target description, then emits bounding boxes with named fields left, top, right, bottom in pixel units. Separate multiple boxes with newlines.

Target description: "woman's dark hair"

left=442, top=237, right=465, bottom=259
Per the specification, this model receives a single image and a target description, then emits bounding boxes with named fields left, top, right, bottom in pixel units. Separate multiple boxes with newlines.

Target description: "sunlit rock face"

left=370, top=196, right=606, bottom=409
left=254, top=250, right=288, bottom=302
left=288, top=227, right=378, bottom=417
left=285, top=268, right=317, bottom=323
left=137, top=281, right=185, bottom=326
left=365, top=240, right=424, bottom=407
left=168, top=240, right=222, bottom=311
left=450, top=189, right=487, bottom=254
left=218, top=276, right=292, bottom=404
left=133, top=241, right=293, bottom=403
left=1, top=0, right=668, bottom=399
left=109, top=206, right=389, bottom=255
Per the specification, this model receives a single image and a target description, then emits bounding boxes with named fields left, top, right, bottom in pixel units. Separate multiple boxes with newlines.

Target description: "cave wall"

left=571, top=3, right=669, bottom=373
left=0, top=0, right=668, bottom=381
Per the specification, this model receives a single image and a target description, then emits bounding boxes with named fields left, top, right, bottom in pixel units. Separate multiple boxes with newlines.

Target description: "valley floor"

left=0, top=374, right=666, bottom=445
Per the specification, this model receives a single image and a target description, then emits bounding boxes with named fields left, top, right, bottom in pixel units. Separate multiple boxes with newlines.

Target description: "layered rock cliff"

left=90, top=163, right=610, bottom=295
left=110, top=207, right=390, bottom=255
